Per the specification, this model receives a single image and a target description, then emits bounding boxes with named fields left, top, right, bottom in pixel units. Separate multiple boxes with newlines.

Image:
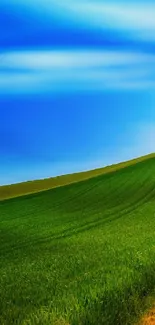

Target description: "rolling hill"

left=1, top=154, right=155, bottom=325
left=0, top=153, right=154, bottom=201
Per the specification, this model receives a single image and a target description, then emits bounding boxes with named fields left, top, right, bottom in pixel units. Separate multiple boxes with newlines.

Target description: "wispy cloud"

left=1, top=50, right=154, bottom=70
left=1, top=0, right=155, bottom=185
left=65, top=2, right=155, bottom=41
left=0, top=50, right=155, bottom=94
left=5, top=0, right=155, bottom=41
left=2, top=0, right=155, bottom=43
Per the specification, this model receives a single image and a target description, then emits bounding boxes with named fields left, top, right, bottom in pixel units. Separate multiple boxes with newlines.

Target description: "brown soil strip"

left=139, top=309, right=155, bottom=325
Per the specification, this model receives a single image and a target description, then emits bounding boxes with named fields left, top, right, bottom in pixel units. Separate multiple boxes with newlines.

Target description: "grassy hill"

left=1, top=154, right=155, bottom=325
left=0, top=153, right=154, bottom=201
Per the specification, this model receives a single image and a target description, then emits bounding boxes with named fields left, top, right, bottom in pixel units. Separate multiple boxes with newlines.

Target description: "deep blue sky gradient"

left=0, top=0, right=155, bottom=184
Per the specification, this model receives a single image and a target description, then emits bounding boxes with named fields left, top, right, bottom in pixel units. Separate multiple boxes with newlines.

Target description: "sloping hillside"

left=1, top=155, right=155, bottom=325
left=0, top=153, right=154, bottom=201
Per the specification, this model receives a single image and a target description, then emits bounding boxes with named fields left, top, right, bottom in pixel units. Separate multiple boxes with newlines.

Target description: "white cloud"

left=1, top=50, right=153, bottom=70
left=2, top=0, right=155, bottom=41
left=0, top=49, right=155, bottom=94
left=66, top=2, right=155, bottom=40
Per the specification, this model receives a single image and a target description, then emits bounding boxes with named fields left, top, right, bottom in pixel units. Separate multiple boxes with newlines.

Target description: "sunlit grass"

left=1, top=155, right=155, bottom=324
left=0, top=153, right=154, bottom=201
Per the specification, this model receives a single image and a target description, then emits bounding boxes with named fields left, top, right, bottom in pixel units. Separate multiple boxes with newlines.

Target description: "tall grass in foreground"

left=1, top=156, right=155, bottom=324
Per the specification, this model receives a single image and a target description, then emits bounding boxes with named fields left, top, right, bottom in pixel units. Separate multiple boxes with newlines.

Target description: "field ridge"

left=0, top=152, right=155, bottom=201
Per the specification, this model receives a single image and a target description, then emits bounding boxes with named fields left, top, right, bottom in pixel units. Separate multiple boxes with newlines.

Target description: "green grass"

left=1, top=154, right=155, bottom=324
left=0, top=153, right=154, bottom=201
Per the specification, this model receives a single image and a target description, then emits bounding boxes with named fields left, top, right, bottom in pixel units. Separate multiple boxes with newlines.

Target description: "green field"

left=1, top=154, right=155, bottom=325
left=0, top=153, right=154, bottom=201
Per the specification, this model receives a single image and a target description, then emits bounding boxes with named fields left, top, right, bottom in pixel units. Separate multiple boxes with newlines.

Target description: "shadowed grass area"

left=0, top=153, right=154, bottom=201
left=1, top=154, right=155, bottom=324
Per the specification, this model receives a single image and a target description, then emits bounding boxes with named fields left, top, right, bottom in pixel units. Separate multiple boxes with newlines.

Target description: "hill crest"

left=0, top=153, right=155, bottom=201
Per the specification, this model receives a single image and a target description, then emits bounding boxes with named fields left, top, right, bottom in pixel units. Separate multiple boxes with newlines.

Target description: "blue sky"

left=0, top=0, right=155, bottom=185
